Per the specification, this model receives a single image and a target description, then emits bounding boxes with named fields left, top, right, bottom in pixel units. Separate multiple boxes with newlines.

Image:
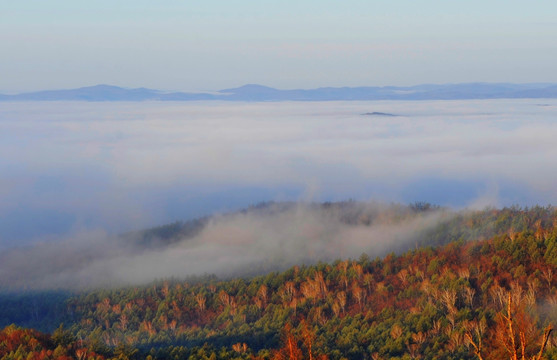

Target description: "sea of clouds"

left=1, top=99, right=557, bottom=288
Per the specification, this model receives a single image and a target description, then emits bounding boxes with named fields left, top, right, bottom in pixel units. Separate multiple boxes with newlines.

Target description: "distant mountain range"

left=2, top=83, right=557, bottom=101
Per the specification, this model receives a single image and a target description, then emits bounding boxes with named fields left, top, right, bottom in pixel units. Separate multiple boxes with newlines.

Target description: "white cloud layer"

left=1, top=99, right=557, bottom=246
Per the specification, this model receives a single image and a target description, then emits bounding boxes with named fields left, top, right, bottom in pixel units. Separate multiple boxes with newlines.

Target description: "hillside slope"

left=1, top=205, right=556, bottom=360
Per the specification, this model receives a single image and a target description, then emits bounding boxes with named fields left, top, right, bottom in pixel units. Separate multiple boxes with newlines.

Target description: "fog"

left=2, top=99, right=557, bottom=244
left=1, top=99, right=557, bottom=287
left=0, top=202, right=449, bottom=290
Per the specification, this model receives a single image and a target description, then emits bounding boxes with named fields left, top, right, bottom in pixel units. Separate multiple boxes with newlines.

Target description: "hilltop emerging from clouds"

left=2, top=83, right=557, bottom=101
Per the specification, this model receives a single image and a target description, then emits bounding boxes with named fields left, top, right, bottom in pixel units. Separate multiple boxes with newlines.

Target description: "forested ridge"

left=2, top=204, right=557, bottom=359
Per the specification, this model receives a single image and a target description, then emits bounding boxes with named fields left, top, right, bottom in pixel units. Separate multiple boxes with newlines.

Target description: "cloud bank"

left=1, top=99, right=557, bottom=247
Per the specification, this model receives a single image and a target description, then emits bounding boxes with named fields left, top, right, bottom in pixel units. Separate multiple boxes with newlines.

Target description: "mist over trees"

left=3, top=201, right=548, bottom=291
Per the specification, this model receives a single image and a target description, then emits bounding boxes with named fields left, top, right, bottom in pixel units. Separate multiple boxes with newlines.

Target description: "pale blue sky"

left=1, top=1, right=556, bottom=92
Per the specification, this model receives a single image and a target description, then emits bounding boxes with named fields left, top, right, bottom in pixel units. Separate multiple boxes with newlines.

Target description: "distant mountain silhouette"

left=5, top=84, right=162, bottom=101
left=2, top=83, right=557, bottom=101
left=0, top=85, right=217, bottom=101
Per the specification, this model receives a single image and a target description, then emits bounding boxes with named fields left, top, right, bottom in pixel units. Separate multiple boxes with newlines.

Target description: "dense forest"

left=1, top=204, right=557, bottom=359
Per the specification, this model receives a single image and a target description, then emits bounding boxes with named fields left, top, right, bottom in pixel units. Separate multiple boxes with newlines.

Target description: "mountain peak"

left=77, top=84, right=125, bottom=91
left=220, top=84, right=278, bottom=93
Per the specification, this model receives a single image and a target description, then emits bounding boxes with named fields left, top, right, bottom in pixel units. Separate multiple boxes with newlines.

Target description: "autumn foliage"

left=2, top=205, right=557, bottom=359
left=0, top=325, right=104, bottom=360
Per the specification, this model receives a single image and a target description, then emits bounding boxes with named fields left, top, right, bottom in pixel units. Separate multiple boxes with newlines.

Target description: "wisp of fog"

left=0, top=202, right=450, bottom=290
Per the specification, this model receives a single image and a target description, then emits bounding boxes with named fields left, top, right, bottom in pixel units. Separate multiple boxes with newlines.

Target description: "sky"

left=1, top=1, right=557, bottom=92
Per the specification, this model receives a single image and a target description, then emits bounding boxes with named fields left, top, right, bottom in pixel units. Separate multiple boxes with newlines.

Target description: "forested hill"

left=120, top=201, right=552, bottom=251
left=1, top=205, right=557, bottom=360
